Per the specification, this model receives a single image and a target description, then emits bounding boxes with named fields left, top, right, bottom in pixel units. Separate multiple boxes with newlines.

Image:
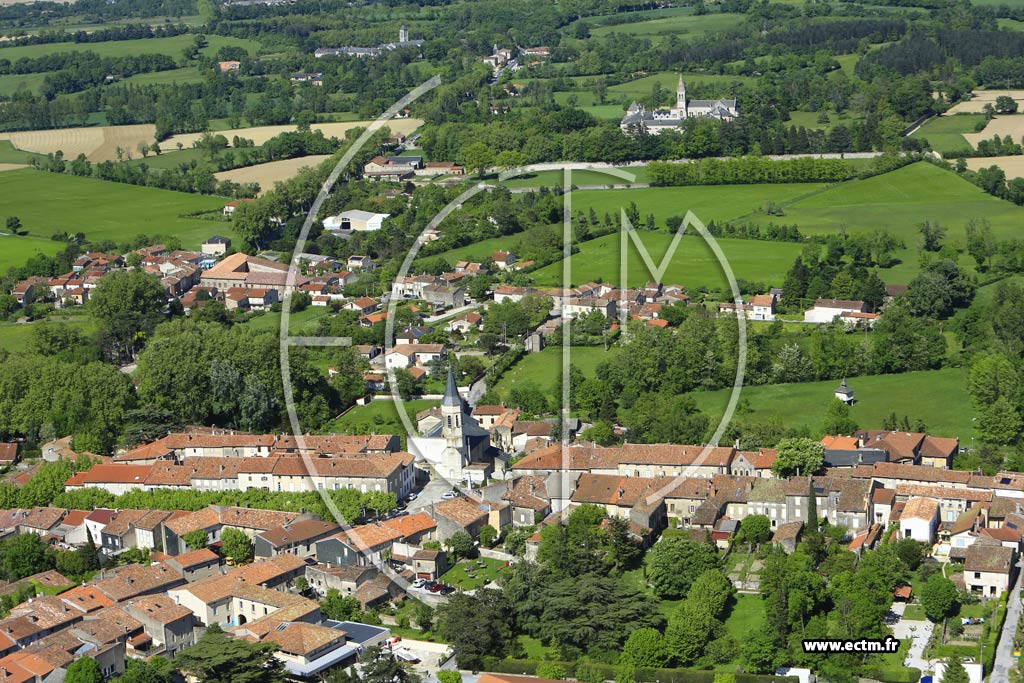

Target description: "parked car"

left=429, top=583, right=444, bottom=593
left=412, top=578, right=426, bottom=588
left=406, top=492, right=418, bottom=501
left=441, top=491, right=457, bottom=500
left=439, top=586, right=455, bottom=596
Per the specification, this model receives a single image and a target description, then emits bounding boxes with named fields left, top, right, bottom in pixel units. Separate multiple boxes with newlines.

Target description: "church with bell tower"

left=408, top=365, right=497, bottom=484
left=620, top=73, right=739, bottom=135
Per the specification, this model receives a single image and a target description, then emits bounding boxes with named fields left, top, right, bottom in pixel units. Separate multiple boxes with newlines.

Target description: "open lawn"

left=690, top=367, right=974, bottom=439
left=0, top=168, right=227, bottom=270
left=0, top=72, right=42, bottom=97
left=0, top=140, right=42, bottom=164
left=912, top=114, right=987, bottom=153
left=239, top=307, right=334, bottom=335
left=490, top=346, right=612, bottom=403
left=743, top=162, right=1024, bottom=241
left=787, top=109, right=862, bottom=132
left=565, top=181, right=827, bottom=227
left=499, top=167, right=646, bottom=188
left=324, top=398, right=435, bottom=438
left=607, top=71, right=755, bottom=102
left=530, top=232, right=804, bottom=291
left=0, top=235, right=65, bottom=271
left=117, top=67, right=206, bottom=88
left=0, top=34, right=261, bottom=60
left=723, top=593, right=767, bottom=642
left=437, top=557, right=509, bottom=591
left=589, top=12, right=746, bottom=42
left=0, top=315, right=96, bottom=353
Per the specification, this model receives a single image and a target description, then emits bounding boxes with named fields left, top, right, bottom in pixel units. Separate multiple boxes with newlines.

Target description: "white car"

left=411, top=578, right=426, bottom=589
left=440, top=491, right=457, bottom=500
left=406, top=492, right=418, bottom=501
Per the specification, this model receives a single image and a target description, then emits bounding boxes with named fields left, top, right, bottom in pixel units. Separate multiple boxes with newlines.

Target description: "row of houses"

left=64, top=453, right=417, bottom=500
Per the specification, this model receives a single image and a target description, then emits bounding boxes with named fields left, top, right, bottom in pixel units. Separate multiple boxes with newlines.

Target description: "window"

left=975, top=572, right=981, bottom=579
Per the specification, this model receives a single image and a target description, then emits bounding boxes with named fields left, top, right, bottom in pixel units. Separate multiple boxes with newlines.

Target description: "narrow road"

left=992, top=560, right=1022, bottom=681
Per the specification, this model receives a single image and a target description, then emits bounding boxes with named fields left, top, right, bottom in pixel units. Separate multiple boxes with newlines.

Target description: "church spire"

left=442, top=365, right=461, bottom=407
left=676, top=73, right=687, bottom=109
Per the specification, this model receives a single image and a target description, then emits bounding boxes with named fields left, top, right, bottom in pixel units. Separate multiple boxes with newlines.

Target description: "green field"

left=438, top=557, right=510, bottom=590
left=0, top=169, right=228, bottom=271
left=912, top=114, right=988, bottom=153
left=588, top=12, right=746, bottom=41
left=0, top=315, right=96, bottom=352
left=787, top=109, right=862, bottom=132
left=240, top=307, right=334, bottom=334
left=491, top=346, right=612, bottom=402
left=499, top=167, right=646, bottom=188
left=117, top=67, right=206, bottom=88
left=566, top=181, right=828, bottom=226
left=722, top=593, right=767, bottom=642
left=0, top=34, right=261, bottom=61
left=746, top=162, right=1024, bottom=242
left=690, top=368, right=974, bottom=439
left=0, top=72, right=43, bottom=97
left=0, top=140, right=44, bottom=165
left=604, top=71, right=755, bottom=106
left=325, top=398, right=436, bottom=437
left=518, top=181, right=824, bottom=290
left=530, top=232, right=804, bottom=291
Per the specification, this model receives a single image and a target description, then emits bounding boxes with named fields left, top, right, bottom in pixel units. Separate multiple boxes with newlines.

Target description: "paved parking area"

left=891, top=613, right=934, bottom=673
left=389, top=638, right=453, bottom=677
left=407, top=479, right=455, bottom=511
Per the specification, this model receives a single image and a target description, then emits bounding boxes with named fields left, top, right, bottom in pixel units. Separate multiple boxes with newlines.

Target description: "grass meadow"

left=0, top=168, right=228, bottom=270
left=325, top=399, right=436, bottom=438
left=741, top=162, right=1024, bottom=241
left=911, top=114, right=988, bottom=153
left=490, top=346, right=612, bottom=403
left=529, top=232, right=804, bottom=291
left=0, top=34, right=261, bottom=61
left=690, top=368, right=975, bottom=440
left=586, top=11, right=746, bottom=42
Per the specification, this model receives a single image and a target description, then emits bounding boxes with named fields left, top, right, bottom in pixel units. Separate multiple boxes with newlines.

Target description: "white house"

left=749, top=294, right=776, bottom=321
left=202, top=236, right=231, bottom=256
left=899, top=497, right=940, bottom=543
left=384, top=344, right=445, bottom=369
left=324, top=210, right=390, bottom=232
left=804, top=298, right=869, bottom=324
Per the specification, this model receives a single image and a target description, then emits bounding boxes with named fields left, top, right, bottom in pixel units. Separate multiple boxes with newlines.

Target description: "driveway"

left=993, top=560, right=1023, bottom=682
left=891, top=608, right=934, bottom=674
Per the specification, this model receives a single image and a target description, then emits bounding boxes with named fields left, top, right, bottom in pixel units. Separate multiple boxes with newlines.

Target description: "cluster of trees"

left=0, top=525, right=99, bottom=585
left=437, top=505, right=653, bottom=667
left=780, top=243, right=895, bottom=312
left=750, top=506, right=928, bottom=681
left=959, top=163, right=1024, bottom=207
left=646, top=157, right=860, bottom=187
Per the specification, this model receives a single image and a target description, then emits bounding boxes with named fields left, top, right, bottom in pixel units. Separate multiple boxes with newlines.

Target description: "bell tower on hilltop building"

left=440, top=366, right=468, bottom=477
left=675, top=74, right=688, bottom=118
